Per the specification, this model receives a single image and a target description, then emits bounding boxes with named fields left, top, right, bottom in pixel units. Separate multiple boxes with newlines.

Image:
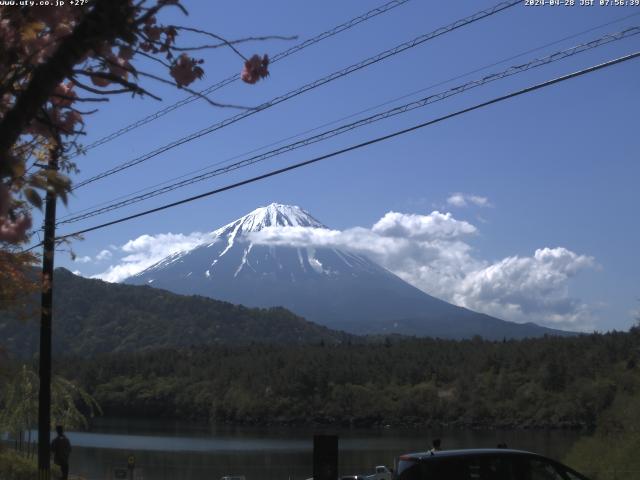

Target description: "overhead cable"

left=49, top=50, right=640, bottom=242
left=56, top=11, right=640, bottom=223
left=75, top=0, right=412, bottom=155
left=56, top=27, right=640, bottom=226
left=71, top=0, right=520, bottom=190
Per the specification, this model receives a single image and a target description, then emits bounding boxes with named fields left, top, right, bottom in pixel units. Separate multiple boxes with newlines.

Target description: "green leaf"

left=58, top=189, right=69, bottom=207
left=27, top=173, right=47, bottom=189
left=24, top=188, right=42, bottom=210
left=11, top=160, right=26, bottom=179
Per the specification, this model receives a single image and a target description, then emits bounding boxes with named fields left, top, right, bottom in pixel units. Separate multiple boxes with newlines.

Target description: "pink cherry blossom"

left=0, top=2, right=271, bottom=245
left=119, top=46, right=134, bottom=61
left=0, top=94, right=13, bottom=117
left=54, top=22, right=74, bottom=39
left=90, top=74, right=112, bottom=87
left=0, top=180, right=31, bottom=253
left=144, top=25, right=162, bottom=42
left=26, top=118, right=53, bottom=139
left=59, top=110, right=83, bottom=134
left=51, top=82, right=76, bottom=108
left=0, top=212, right=32, bottom=243
left=23, top=33, right=58, bottom=65
left=29, top=4, right=77, bottom=26
left=106, top=53, right=131, bottom=79
left=0, top=19, right=17, bottom=46
left=241, top=54, right=269, bottom=84
left=169, top=53, right=204, bottom=87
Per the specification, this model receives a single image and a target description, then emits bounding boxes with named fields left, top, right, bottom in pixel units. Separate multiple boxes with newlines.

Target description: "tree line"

left=47, top=328, right=640, bottom=430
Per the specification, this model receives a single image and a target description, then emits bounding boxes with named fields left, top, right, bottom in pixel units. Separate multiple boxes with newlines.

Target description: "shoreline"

left=86, top=414, right=594, bottom=433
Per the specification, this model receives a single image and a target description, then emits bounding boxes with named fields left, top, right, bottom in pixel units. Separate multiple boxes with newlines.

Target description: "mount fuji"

left=125, top=203, right=569, bottom=339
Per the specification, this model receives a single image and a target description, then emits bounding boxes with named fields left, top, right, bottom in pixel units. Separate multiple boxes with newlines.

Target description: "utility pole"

left=38, top=145, right=59, bottom=480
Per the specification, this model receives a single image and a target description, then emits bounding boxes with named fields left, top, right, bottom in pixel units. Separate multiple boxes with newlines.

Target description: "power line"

left=55, top=26, right=640, bottom=226
left=75, top=0, right=412, bottom=155
left=71, top=0, right=520, bottom=191
left=56, top=12, right=640, bottom=223
left=49, top=50, right=640, bottom=243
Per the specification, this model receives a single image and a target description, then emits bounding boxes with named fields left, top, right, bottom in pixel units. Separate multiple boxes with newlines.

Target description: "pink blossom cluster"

left=241, top=54, right=270, bottom=84
left=170, top=53, right=204, bottom=87
left=0, top=212, right=32, bottom=244
left=0, top=183, right=31, bottom=243
left=0, top=7, right=80, bottom=70
left=1, top=1, right=272, bottom=244
left=0, top=7, right=83, bottom=138
left=140, top=15, right=177, bottom=54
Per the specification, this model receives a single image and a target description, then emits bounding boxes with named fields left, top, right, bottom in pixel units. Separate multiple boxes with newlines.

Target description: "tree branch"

left=135, top=70, right=250, bottom=109
left=0, top=0, right=136, bottom=164
left=134, top=49, right=172, bottom=68
left=52, top=94, right=108, bottom=103
left=73, top=70, right=162, bottom=100
left=171, top=33, right=297, bottom=52
left=171, top=26, right=249, bottom=60
left=68, top=106, right=99, bottom=115
left=70, top=77, right=138, bottom=96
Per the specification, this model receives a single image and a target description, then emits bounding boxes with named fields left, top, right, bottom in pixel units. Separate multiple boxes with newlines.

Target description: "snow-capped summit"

left=220, top=203, right=325, bottom=233
left=130, top=202, right=377, bottom=286
left=125, top=204, right=562, bottom=339
left=211, top=203, right=325, bottom=241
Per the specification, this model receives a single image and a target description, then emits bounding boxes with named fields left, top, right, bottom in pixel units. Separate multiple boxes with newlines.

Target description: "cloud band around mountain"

left=248, top=211, right=595, bottom=330
left=94, top=210, right=595, bottom=330
left=95, top=232, right=213, bottom=283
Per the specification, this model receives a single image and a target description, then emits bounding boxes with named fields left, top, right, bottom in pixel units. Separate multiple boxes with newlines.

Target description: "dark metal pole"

left=38, top=150, right=58, bottom=480
left=313, top=435, right=338, bottom=480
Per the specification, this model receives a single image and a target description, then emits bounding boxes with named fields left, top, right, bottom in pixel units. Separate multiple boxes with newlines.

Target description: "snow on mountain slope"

left=131, top=203, right=379, bottom=283
left=125, top=204, right=569, bottom=339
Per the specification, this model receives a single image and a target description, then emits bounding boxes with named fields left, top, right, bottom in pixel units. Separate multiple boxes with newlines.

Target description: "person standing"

left=51, top=425, right=72, bottom=480
left=428, top=438, right=441, bottom=455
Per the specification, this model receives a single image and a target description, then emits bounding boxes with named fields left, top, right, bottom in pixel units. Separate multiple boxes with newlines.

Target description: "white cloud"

left=72, top=249, right=112, bottom=265
left=94, top=232, right=212, bottom=283
left=250, top=211, right=475, bottom=248
left=469, top=195, right=490, bottom=207
left=371, top=211, right=476, bottom=239
left=452, top=247, right=595, bottom=330
left=250, top=211, right=596, bottom=330
left=95, top=249, right=112, bottom=261
left=447, top=193, right=467, bottom=207
left=447, top=193, right=491, bottom=208
left=93, top=211, right=597, bottom=329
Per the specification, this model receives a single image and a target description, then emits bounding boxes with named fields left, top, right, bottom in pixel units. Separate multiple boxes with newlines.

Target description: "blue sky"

left=33, top=1, right=640, bottom=331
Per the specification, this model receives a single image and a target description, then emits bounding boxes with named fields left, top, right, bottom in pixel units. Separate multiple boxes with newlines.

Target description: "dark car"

left=394, top=449, right=590, bottom=480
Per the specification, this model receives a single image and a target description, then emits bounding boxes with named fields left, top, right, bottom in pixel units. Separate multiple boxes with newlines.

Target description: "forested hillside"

left=0, top=269, right=350, bottom=356
left=53, top=329, right=640, bottom=429
left=565, top=386, right=640, bottom=480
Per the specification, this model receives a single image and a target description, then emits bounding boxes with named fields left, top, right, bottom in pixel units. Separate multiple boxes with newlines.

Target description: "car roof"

left=399, top=449, right=539, bottom=461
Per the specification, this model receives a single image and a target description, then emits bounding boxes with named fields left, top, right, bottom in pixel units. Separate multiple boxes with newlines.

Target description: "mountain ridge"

left=0, top=268, right=351, bottom=357
left=126, top=203, right=572, bottom=339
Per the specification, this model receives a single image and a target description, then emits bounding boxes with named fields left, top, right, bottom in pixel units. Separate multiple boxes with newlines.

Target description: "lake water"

left=40, top=418, right=587, bottom=480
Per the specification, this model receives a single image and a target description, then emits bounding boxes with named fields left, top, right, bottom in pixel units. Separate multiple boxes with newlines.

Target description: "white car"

left=366, top=465, right=392, bottom=480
